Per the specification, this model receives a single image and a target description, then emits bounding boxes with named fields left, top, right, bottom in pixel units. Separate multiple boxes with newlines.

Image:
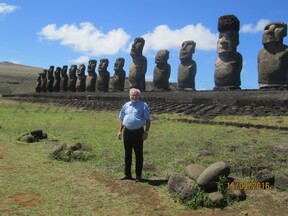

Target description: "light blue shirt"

left=119, top=100, right=150, bottom=130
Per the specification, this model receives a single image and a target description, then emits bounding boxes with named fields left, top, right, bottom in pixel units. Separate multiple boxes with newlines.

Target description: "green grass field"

left=1, top=98, right=288, bottom=215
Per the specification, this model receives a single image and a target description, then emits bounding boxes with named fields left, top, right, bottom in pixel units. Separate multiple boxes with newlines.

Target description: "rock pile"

left=17, top=129, right=48, bottom=143
left=168, top=161, right=246, bottom=209
left=49, top=142, right=93, bottom=162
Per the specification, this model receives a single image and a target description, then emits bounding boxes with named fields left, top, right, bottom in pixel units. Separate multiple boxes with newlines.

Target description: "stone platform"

left=3, top=89, right=288, bottom=118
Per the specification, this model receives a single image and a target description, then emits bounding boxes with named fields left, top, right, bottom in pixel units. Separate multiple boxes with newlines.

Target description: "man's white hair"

left=129, top=88, right=141, bottom=95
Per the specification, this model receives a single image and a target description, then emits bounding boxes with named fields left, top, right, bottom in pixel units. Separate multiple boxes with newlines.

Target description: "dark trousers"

left=123, top=127, right=144, bottom=178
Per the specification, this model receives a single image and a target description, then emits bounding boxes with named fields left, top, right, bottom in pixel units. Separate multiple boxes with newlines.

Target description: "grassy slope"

left=0, top=98, right=288, bottom=215
left=0, top=62, right=43, bottom=95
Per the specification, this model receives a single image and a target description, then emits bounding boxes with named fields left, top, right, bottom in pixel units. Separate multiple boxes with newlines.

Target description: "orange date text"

left=228, top=181, right=270, bottom=190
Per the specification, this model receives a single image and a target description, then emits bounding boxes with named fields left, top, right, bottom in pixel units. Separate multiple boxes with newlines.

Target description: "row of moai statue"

left=36, top=58, right=126, bottom=93
left=129, top=15, right=288, bottom=91
left=127, top=36, right=195, bottom=91
left=36, top=14, right=288, bottom=93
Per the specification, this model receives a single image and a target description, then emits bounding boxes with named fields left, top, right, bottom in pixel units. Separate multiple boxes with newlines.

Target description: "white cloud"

left=241, top=19, right=271, bottom=34
left=38, top=22, right=218, bottom=57
left=0, top=3, right=20, bottom=15
left=141, top=24, right=218, bottom=53
left=38, top=22, right=131, bottom=56
left=69, top=55, right=90, bottom=64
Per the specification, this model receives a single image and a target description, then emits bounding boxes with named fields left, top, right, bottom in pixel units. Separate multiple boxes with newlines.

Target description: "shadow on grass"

left=144, top=178, right=168, bottom=186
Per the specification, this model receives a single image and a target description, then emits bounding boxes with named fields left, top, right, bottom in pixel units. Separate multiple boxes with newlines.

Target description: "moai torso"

left=96, top=59, right=110, bottom=92
left=68, top=65, right=77, bottom=92
left=41, top=69, right=47, bottom=92
left=128, top=37, right=147, bottom=91
left=86, top=59, right=97, bottom=92
left=60, top=65, right=68, bottom=92
left=76, top=64, right=86, bottom=92
left=178, top=41, right=197, bottom=90
left=53, top=67, right=61, bottom=92
left=111, top=57, right=126, bottom=91
left=153, top=49, right=171, bottom=90
left=214, top=15, right=242, bottom=90
left=258, top=22, right=288, bottom=89
left=47, top=65, right=55, bottom=92
left=214, top=51, right=242, bottom=88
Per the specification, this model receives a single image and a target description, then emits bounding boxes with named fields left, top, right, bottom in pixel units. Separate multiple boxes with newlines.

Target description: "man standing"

left=118, top=88, right=151, bottom=182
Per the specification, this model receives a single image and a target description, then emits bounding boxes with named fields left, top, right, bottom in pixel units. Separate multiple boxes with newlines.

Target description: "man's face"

left=130, top=90, right=139, bottom=103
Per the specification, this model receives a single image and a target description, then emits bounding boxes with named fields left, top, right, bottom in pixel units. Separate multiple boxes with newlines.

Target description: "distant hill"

left=0, top=62, right=44, bottom=95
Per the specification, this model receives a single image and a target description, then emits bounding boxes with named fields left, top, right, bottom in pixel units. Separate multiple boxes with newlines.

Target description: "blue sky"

left=0, top=0, right=288, bottom=90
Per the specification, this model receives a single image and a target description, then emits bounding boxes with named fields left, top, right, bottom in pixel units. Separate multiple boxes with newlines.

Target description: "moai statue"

left=214, top=15, right=242, bottom=90
left=86, top=59, right=97, bottom=92
left=76, top=63, right=86, bottom=92
left=47, top=65, right=55, bottom=92
left=53, top=67, right=61, bottom=92
left=41, top=69, right=47, bottom=92
left=153, top=49, right=171, bottom=91
left=68, top=65, right=77, bottom=92
left=128, top=37, right=147, bottom=91
left=258, top=22, right=288, bottom=89
left=96, top=58, right=110, bottom=92
left=35, top=73, right=42, bottom=93
left=60, top=65, right=68, bottom=92
left=111, top=57, right=126, bottom=91
left=178, top=41, right=197, bottom=90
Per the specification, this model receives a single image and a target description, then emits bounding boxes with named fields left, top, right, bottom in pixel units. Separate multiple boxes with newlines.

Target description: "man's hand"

left=142, top=131, right=148, bottom=141
left=117, top=131, right=122, bottom=140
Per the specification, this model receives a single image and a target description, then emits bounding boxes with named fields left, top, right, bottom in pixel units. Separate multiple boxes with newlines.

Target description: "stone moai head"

left=69, top=65, right=77, bottom=75
left=130, top=37, right=145, bottom=57
left=41, top=69, right=47, bottom=79
left=217, top=15, right=240, bottom=53
left=262, top=22, right=287, bottom=45
left=155, top=49, right=169, bottom=64
left=61, top=65, right=68, bottom=76
left=77, top=64, right=86, bottom=76
left=114, top=57, right=125, bottom=70
left=55, top=67, right=61, bottom=78
left=179, top=40, right=196, bottom=62
left=98, top=58, right=109, bottom=72
left=48, top=65, right=54, bottom=78
left=88, top=59, right=97, bottom=73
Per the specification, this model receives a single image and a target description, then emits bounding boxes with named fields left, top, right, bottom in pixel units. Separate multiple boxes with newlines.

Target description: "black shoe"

left=121, top=175, right=132, bottom=180
left=135, top=177, right=143, bottom=182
